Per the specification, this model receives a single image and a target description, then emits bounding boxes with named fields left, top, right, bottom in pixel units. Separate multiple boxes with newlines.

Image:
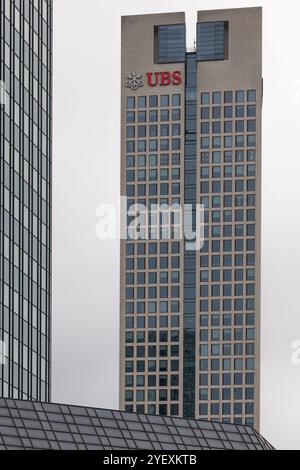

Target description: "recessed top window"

left=197, top=21, right=227, bottom=61
left=155, top=24, right=186, bottom=64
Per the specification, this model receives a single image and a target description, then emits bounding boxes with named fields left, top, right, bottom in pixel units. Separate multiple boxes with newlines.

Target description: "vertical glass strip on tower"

left=183, top=53, right=197, bottom=418
left=0, top=0, right=52, bottom=401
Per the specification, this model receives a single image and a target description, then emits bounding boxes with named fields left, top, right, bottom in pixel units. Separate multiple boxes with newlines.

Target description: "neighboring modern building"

left=120, top=8, right=262, bottom=430
left=0, top=399, right=274, bottom=450
left=0, top=0, right=53, bottom=401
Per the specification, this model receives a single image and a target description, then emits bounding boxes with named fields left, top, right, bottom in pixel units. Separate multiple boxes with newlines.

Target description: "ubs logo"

left=126, top=72, right=144, bottom=91
left=125, top=71, right=182, bottom=90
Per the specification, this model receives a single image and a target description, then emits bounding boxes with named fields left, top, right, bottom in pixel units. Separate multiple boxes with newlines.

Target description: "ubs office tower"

left=0, top=1, right=52, bottom=401
left=120, top=8, right=262, bottom=430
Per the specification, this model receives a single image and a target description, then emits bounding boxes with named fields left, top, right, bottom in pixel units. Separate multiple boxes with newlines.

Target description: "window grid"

left=0, top=399, right=274, bottom=450
left=198, top=89, right=258, bottom=427
left=0, top=0, right=52, bottom=401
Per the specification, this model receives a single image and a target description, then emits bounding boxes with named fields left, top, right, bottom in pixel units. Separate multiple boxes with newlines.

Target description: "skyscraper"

left=120, top=8, right=262, bottom=430
left=0, top=0, right=52, bottom=401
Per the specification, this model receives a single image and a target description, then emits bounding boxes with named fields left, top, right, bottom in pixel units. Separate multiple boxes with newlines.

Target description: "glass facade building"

left=120, top=8, right=262, bottom=430
left=0, top=0, right=52, bottom=401
left=0, top=399, right=274, bottom=450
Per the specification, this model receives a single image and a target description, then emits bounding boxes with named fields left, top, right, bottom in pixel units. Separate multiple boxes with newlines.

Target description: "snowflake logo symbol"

left=126, top=72, right=144, bottom=90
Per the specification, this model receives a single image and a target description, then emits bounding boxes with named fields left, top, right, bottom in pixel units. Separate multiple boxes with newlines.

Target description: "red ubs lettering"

left=146, top=71, right=182, bottom=87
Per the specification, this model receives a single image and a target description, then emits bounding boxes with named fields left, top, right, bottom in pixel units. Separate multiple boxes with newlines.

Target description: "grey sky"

left=52, top=0, right=300, bottom=450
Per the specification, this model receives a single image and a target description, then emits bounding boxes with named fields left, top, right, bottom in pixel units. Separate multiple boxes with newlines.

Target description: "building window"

left=197, top=21, right=228, bottom=61
left=155, top=24, right=186, bottom=64
left=236, top=90, right=245, bottom=102
left=138, top=96, right=146, bottom=108
left=127, top=97, right=135, bottom=109
left=247, top=90, right=257, bottom=102
left=149, top=95, right=158, bottom=107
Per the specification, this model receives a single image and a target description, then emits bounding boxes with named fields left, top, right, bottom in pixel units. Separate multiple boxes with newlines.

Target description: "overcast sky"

left=52, top=0, right=300, bottom=450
